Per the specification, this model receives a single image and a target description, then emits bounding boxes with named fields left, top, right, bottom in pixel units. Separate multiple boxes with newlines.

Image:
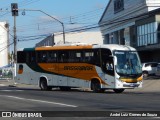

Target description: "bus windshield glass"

left=114, top=50, right=142, bottom=76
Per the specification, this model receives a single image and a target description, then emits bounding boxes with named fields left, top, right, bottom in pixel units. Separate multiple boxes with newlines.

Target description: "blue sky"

left=0, top=0, right=109, bottom=50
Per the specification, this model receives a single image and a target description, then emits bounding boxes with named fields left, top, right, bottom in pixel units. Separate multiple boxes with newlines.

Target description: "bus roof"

left=18, top=44, right=136, bottom=51
left=97, top=44, right=136, bottom=51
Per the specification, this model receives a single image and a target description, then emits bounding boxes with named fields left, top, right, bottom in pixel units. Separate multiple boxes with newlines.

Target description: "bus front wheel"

left=113, top=89, right=125, bottom=93
left=91, top=80, right=103, bottom=93
left=40, top=79, right=52, bottom=91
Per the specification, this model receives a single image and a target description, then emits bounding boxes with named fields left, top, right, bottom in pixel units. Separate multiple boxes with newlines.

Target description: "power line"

left=7, top=9, right=153, bottom=47
left=0, top=0, right=41, bottom=12
left=18, top=33, right=51, bottom=38
left=55, top=12, right=151, bottom=36
left=18, top=36, right=46, bottom=42
left=0, top=42, right=14, bottom=53
left=18, top=0, right=41, bottom=7
left=0, top=5, right=105, bottom=43
left=8, top=7, right=105, bottom=35
left=13, top=11, right=150, bottom=43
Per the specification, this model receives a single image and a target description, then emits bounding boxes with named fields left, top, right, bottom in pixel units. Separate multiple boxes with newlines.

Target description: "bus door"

left=100, top=49, right=115, bottom=88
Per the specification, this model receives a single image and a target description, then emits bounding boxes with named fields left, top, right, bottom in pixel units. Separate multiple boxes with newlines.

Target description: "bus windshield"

left=114, top=50, right=142, bottom=76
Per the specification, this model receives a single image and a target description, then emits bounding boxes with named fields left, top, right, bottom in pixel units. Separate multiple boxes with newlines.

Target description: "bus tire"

left=113, top=89, right=125, bottom=93
left=91, top=80, right=102, bottom=93
left=40, top=79, right=52, bottom=91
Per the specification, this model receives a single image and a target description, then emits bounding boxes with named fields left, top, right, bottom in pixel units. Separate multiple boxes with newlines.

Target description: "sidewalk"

left=0, top=79, right=39, bottom=89
left=0, top=79, right=15, bottom=86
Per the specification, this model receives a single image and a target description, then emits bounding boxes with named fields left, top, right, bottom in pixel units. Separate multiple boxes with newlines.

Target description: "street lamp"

left=23, top=9, right=65, bottom=44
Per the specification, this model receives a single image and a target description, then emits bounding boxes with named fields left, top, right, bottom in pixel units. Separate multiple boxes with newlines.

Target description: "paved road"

left=0, top=78, right=160, bottom=119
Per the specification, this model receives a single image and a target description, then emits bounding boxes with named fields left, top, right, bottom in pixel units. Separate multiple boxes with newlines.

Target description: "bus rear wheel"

left=113, top=89, right=125, bottom=93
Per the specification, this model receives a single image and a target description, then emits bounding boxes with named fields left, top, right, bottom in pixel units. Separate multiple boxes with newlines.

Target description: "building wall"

left=35, top=31, right=103, bottom=47
left=146, top=0, right=160, bottom=11
left=54, top=31, right=103, bottom=45
left=99, top=0, right=160, bottom=62
left=100, top=0, right=145, bottom=23
left=35, top=34, right=54, bottom=47
left=99, top=0, right=160, bottom=45
left=0, top=22, right=9, bottom=67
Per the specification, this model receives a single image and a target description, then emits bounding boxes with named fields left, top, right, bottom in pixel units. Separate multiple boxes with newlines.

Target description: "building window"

left=109, top=33, right=114, bottom=44
left=137, top=22, right=158, bottom=47
left=157, top=23, right=160, bottom=42
left=114, top=0, right=124, bottom=13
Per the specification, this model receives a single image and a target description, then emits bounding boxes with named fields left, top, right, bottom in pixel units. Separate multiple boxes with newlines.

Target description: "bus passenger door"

left=101, top=49, right=115, bottom=88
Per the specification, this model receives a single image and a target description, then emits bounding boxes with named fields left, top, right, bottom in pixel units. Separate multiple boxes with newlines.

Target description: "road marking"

left=0, top=90, right=24, bottom=92
left=0, top=95, right=77, bottom=108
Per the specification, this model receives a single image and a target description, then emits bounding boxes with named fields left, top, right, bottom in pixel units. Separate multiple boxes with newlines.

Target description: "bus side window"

left=26, top=52, right=36, bottom=63
left=91, top=49, right=99, bottom=64
left=42, top=52, right=47, bottom=63
left=31, top=52, right=36, bottom=63
left=84, top=51, right=94, bottom=63
left=75, top=52, right=81, bottom=62
left=68, top=50, right=82, bottom=63
left=58, top=51, right=69, bottom=63
left=47, top=51, right=57, bottom=63
left=37, top=51, right=47, bottom=63
left=17, top=51, right=26, bottom=63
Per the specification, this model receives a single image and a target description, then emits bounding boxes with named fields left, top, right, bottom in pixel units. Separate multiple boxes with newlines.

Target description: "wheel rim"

left=40, top=81, right=47, bottom=90
left=92, top=81, right=100, bottom=92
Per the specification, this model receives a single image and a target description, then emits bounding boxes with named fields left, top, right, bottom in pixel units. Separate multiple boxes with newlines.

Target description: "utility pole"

left=13, top=15, right=17, bottom=63
left=11, top=3, right=18, bottom=63
left=11, top=3, right=18, bottom=85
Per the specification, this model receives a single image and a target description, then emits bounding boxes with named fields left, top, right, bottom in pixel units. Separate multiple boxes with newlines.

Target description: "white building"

left=0, top=21, right=9, bottom=67
left=35, top=31, right=103, bottom=47
left=99, top=0, right=160, bottom=62
left=55, top=31, right=103, bottom=45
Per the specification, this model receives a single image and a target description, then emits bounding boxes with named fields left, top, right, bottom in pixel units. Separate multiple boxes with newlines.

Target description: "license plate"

left=130, top=83, right=136, bottom=87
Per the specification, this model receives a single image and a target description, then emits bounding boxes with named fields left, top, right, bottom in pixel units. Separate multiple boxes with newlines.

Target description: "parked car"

left=142, top=62, right=158, bottom=77
left=155, top=63, right=160, bottom=76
